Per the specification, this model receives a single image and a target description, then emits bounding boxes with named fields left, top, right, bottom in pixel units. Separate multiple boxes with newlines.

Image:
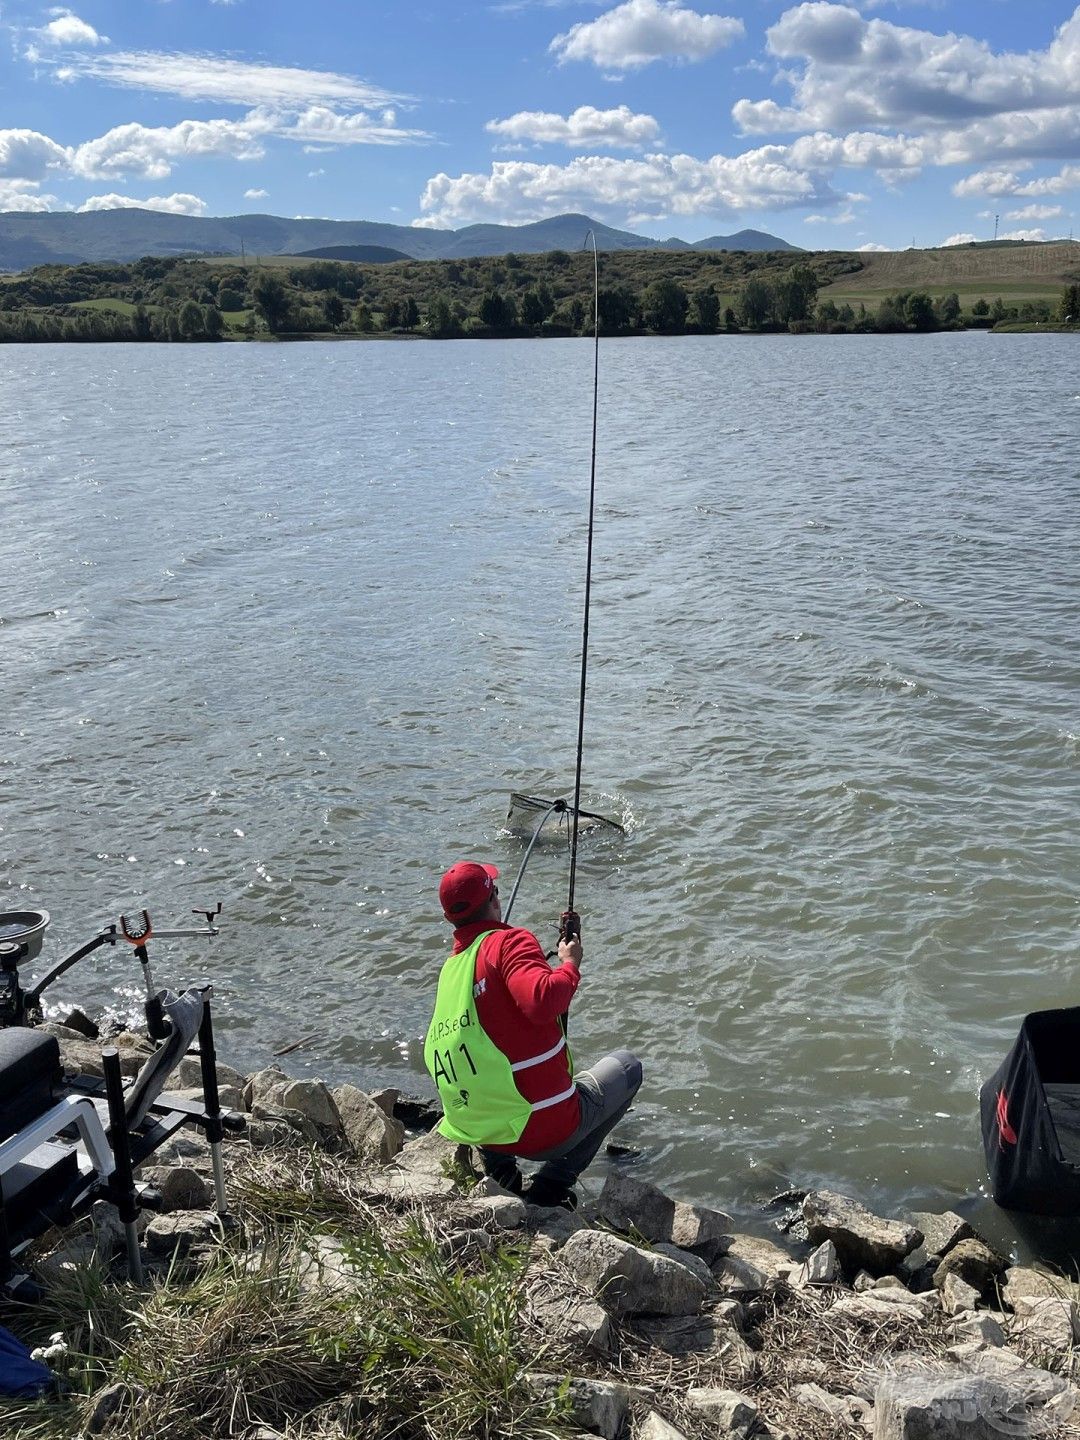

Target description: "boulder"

left=872, top=1360, right=1070, bottom=1439
left=144, top=1211, right=217, bottom=1259
left=947, top=1312, right=1006, bottom=1350
left=298, top=1235, right=363, bottom=1296
left=908, top=1211, right=974, bottom=1260
left=526, top=1275, right=613, bottom=1355
left=280, top=1079, right=342, bottom=1132
left=652, top=1243, right=715, bottom=1290
left=803, top=1190, right=922, bottom=1276
left=670, top=1199, right=734, bottom=1261
left=143, top=1165, right=210, bottom=1213
left=597, top=1172, right=675, bottom=1243
left=830, top=1290, right=928, bottom=1325
left=1007, top=1296, right=1079, bottom=1360
left=713, top=1233, right=794, bottom=1293
left=369, top=1086, right=399, bottom=1117
left=559, top=1230, right=707, bottom=1318
left=459, top=1194, right=527, bottom=1231
left=244, top=1065, right=290, bottom=1110
left=528, top=1205, right=589, bottom=1253
left=392, top=1127, right=474, bottom=1182
left=334, top=1084, right=405, bottom=1163
left=1001, top=1266, right=1080, bottom=1310
left=249, top=1101, right=320, bottom=1145
left=684, top=1387, right=761, bottom=1437
left=795, top=1383, right=870, bottom=1425
left=793, top=1239, right=839, bottom=1287
left=637, top=1414, right=690, bottom=1440
left=60, top=1006, right=98, bottom=1039
left=173, top=1055, right=247, bottom=1093
left=932, top=1240, right=1006, bottom=1300
left=940, top=1274, right=980, bottom=1317
left=526, top=1373, right=630, bottom=1440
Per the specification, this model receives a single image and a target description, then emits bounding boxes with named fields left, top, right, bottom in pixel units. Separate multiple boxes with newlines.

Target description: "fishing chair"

left=0, top=987, right=243, bottom=1295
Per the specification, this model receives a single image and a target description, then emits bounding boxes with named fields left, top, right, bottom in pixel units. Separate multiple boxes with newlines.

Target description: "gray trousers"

left=480, top=1049, right=643, bottom=1192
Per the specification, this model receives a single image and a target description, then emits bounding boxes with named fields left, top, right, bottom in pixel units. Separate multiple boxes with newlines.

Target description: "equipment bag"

left=980, top=1006, right=1080, bottom=1215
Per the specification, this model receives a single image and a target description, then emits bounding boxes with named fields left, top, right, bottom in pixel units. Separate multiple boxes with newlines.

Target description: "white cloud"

left=274, top=105, right=430, bottom=147
left=940, top=232, right=978, bottom=245
left=416, top=149, right=842, bottom=228
left=40, top=10, right=105, bottom=46
left=0, top=179, right=61, bottom=212
left=77, top=192, right=208, bottom=215
left=307, top=167, right=326, bottom=178
left=244, top=187, right=269, bottom=199
left=486, top=105, right=661, bottom=149
left=954, top=162, right=1080, bottom=197
left=67, top=51, right=403, bottom=110
left=71, top=117, right=267, bottom=180
left=0, top=128, right=71, bottom=180
left=999, top=227, right=1047, bottom=242
left=1005, top=203, right=1063, bottom=221
left=550, top=0, right=744, bottom=71
left=856, top=241, right=889, bottom=251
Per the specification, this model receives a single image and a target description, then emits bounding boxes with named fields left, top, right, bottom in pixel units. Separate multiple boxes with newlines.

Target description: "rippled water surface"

left=3, top=335, right=1078, bottom=1249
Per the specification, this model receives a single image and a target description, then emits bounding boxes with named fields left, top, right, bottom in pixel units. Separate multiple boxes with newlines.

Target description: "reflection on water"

left=2, top=333, right=1079, bottom=1254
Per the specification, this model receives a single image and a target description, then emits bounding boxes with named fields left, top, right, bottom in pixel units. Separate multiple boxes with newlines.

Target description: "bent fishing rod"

left=504, top=231, right=605, bottom=935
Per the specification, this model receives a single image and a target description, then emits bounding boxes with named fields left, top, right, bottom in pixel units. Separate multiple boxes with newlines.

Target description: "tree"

left=736, top=276, right=773, bottom=329
left=384, top=297, right=405, bottom=329
left=939, top=292, right=961, bottom=325
left=352, top=301, right=375, bottom=332
left=520, top=289, right=546, bottom=327
left=322, top=293, right=345, bottom=331
left=203, top=305, right=225, bottom=339
left=218, top=286, right=244, bottom=311
left=773, top=264, right=818, bottom=324
left=905, top=292, right=936, bottom=331
left=426, top=293, right=459, bottom=337
left=722, top=305, right=738, bottom=331
left=251, top=272, right=291, bottom=333
left=479, top=290, right=516, bottom=328
left=177, top=299, right=205, bottom=340
left=972, top=297, right=990, bottom=317
left=1059, top=283, right=1080, bottom=323
left=691, top=286, right=720, bottom=333
left=402, top=296, right=420, bottom=330
left=597, top=285, right=636, bottom=331
left=641, top=278, right=687, bottom=332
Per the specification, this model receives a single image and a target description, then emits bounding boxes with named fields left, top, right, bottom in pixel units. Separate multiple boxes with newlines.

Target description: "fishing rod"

left=563, top=230, right=602, bottom=940
left=504, top=231, right=609, bottom=931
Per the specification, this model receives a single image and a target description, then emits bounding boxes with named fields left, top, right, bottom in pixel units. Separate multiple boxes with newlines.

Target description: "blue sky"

left=2, top=0, right=1079, bottom=250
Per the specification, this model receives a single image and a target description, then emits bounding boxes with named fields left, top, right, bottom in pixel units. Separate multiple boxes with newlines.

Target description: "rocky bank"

left=6, top=1017, right=1080, bottom=1440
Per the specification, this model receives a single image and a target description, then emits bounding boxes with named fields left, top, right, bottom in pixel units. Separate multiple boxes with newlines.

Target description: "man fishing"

left=424, top=860, right=642, bottom=1209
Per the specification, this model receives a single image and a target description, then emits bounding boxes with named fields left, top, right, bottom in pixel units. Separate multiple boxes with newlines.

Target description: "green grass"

left=822, top=278, right=1063, bottom=305
left=68, top=297, right=142, bottom=315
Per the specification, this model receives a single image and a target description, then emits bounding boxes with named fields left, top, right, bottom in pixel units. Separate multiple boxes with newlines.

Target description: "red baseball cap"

left=439, top=861, right=499, bottom=923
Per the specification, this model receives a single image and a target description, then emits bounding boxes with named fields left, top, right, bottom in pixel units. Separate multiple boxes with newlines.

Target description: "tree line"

left=0, top=250, right=1075, bottom=342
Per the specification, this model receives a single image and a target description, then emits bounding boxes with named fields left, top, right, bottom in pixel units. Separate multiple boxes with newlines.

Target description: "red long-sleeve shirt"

left=450, top=919, right=581, bottom=1154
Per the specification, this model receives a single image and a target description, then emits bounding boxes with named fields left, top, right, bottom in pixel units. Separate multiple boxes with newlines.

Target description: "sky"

left=2, top=0, right=1079, bottom=251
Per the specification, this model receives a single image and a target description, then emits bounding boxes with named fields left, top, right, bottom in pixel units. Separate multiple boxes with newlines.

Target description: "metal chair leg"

left=102, top=1047, right=143, bottom=1284
left=197, top=992, right=229, bottom=1219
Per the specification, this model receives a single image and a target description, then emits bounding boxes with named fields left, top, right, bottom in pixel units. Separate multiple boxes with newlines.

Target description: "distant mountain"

left=0, top=208, right=799, bottom=272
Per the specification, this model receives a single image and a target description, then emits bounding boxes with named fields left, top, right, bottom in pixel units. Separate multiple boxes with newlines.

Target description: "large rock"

left=803, top=1190, right=922, bottom=1276
left=932, top=1240, right=1006, bottom=1301
left=939, top=1273, right=980, bottom=1317
left=597, top=1172, right=675, bottom=1243
left=558, top=1230, right=707, bottom=1318
left=684, top=1387, right=761, bottom=1437
left=1007, top=1296, right=1079, bottom=1361
left=144, top=1212, right=217, bottom=1259
left=713, top=1233, right=794, bottom=1293
left=143, top=1165, right=210, bottom=1213
left=249, top=1101, right=320, bottom=1145
left=638, top=1414, right=690, bottom=1440
left=526, top=1273, right=613, bottom=1355
left=244, top=1065, right=290, bottom=1110
left=174, top=1055, right=247, bottom=1093
left=1001, top=1266, right=1080, bottom=1310
left=392, top=1127, right=474, bottom=1182
left=670, top=1199, right=734, bottom=1261
left=909, top=1211, right=974, bottom=1259
left=334, top=1084, right=405, bottom=1163
left=280, top=1079, right=341, bottom=1132
left=526, top=1373, right=630, bottom=1440
left=872, top=1360, right=1071, bottom=1439
left=830, top=1289, right=929, bottom=1324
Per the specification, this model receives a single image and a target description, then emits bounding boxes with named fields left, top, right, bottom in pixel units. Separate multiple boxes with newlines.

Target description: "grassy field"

left=821, top=241, right=1080, bottom=305
left=69, top=297, right=142, bottom=314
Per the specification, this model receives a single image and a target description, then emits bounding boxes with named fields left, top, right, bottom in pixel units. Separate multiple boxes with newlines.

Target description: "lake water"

left=2, top=333, right=1078, bottom=1253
